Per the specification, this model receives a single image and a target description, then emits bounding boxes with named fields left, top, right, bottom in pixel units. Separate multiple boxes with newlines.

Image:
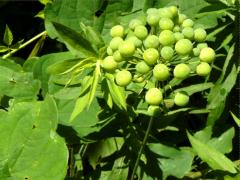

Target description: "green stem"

left=130, top=116, right=154, bottom=180
left=2, top=30, right=47, bottom=59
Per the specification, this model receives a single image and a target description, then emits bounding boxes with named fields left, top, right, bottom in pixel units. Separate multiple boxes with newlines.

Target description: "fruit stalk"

left=131, top=116, right=154, bottom=180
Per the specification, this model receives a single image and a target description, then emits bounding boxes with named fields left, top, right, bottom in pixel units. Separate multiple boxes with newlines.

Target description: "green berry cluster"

left=102, top=6, right=216, bottom=111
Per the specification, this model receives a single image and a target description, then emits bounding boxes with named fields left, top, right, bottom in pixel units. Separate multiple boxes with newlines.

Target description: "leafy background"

left=0, top=0, right=239, bottom=179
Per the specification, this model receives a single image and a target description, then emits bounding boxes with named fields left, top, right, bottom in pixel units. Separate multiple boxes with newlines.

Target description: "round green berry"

left=168, top=6, right=178, bottom=17
left=134, top=25, right=148, bottom=40
left=118, top=41, right=136, bottom=57
left=126, top=36, right=142, bottom=47
left=161, top=46, right=174, bottom=60
left=159, top=18, right=174, bottom=30
left=182, top=27, right=194, bottom=39
left=193, top=48, right=200, bottom=56
left=196, top=62, right=211, bottom=76
left=113, top=51, right=123, bottom=62
left=145, top=88, right=163, bottom=105
left=136, top=61, right=151, bottom=74
left=159, top=30, right=175, bottom=46
left=159, top=8, right=173, bottom=19
left=115, top=70, right=132, bottom=87
left=178, top=14, right=187, bottom=24
left=129, top=19, right=144, bottom=30
left=182, top=19, right=194, bottom=27
left=153, top=64, right=170, bottom=81
left=110, top=25, right=124, bottom=37
left=197, top=43, right=208, bottom=50
left=107, top=47, right=113, bottom=55
left=194, top=28, right=207, bottom=42
left=173, top=63, right=191, bottom=79
left=143, top=48, right=159, bottom=66
left=175, top=39, right=193, bottom=55
left=174, top=92, right=189, bottom=106
left=173, top=25, right=181, bottom=32
left=174, top=32, right=184, bottom=41
left=147, top=13, right=160, bottom=26
left=102, top=56, right=118, bottom=72
left=109, top=37, right=123, bottom=51
left=199, top=47, right=215, bottom=63
left=144, top=35, right=160, bottom=49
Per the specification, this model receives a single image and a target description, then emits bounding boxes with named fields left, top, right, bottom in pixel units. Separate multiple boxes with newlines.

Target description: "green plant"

left=0, top=0, right=238, bottom=179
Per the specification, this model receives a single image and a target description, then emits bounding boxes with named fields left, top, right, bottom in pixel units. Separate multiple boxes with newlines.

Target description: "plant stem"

left=130, top=116, right=154, bottom=180
left=2, top=30, right=47, bottom=59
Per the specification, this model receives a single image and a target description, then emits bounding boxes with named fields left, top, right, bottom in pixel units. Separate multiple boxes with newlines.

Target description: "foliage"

left=0, top=0, right=239, bottom=179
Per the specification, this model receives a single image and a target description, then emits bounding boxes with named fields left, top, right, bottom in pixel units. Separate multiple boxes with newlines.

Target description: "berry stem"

left=3, top=30, right=47, bottom=59
left=130, top=116, right=154, bottom=180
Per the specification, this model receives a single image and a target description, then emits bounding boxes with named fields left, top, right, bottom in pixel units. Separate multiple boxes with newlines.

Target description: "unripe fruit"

left=160, top=46, right=174, bottom=60
left=145, top=88, right=163, bottom=105
left=196, top=62, right=211, bottom=76
left=194, top=28, right=207, bottom=42
left=147, top=8, right=159, bottom=15
left=129, top=19, right=143, bottom=30
left=115, top=70, right=132, bottom=87
left=168, top=6, right=178, bottom=17
left=147, top=13, right=160, bottom=26
left=110, top=25, right=124, bottom=37
left=173, top=25, right=180, bottom=32
left=174, top=32, right=184, bottom=41
left=175, top=39, right=193, bottom=55
left=134, top=25, right=148, bottom=40
left=199, top=47, right=215, bottom=63
left=143, top=48, right=159, bottom=66
left=193, top=48, right=200, bottom=56
left=113, top=51, right=123, bottom=62
left=182, top=27, right=194, bottom=39
left=159, top=18, right=174, bottom=30
left=153, top=64, right=170, bottom=81
left=197, top=43, right=208, bottom=50
left=148, top=105, right=161, bottom=116
left=144, top=35, right=160, bottom=49
left=174, top=92, right=189, bottom=106
left=182, top=19, right=194, bottom=27
left=107, top=47, right=113, bottom=55
left=126, top=36, right=142, bottom=47
left=173, top=63, right=191, bottom=79
left=118, top=41, right=136, bottom=57
left=102, top=56, right=118, bottom=71
left=110, top=37, right=123, bottom=51
left=178, top=14, right=187, bottom=24
left=136, top=61, right=151, bottom=74
left=159, top=30, right=175, bottom=46
left=159, top=8, right=173, bottom=19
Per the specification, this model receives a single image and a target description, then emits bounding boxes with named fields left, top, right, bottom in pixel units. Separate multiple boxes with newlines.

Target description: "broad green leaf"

left=187, top=132, right=237, bottom=173
left=70, top=92, right=90, bottom=122
left=148, top=143, right=194, bottom=179
left=0, top=97, right=68, bottom=180
left=99, top=157, right=128, bottom=180
left=52, top=22, right=97, bottom=58
left=86, top=137, right=124, bottom=169
left=230, top=112, right=240, bottom=127
left=0, top=66, right=40, bottom=100
left=31, top=51, right=75, bottom=95
left=208, top=65, right=237, bottom=109
left=174, top=83, right=214, bottom=96
left=80, top=23, right=105, bottom=51
left=3, top=24, right=13, bottom=46
left=207, top=128, right=234, bottom=154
